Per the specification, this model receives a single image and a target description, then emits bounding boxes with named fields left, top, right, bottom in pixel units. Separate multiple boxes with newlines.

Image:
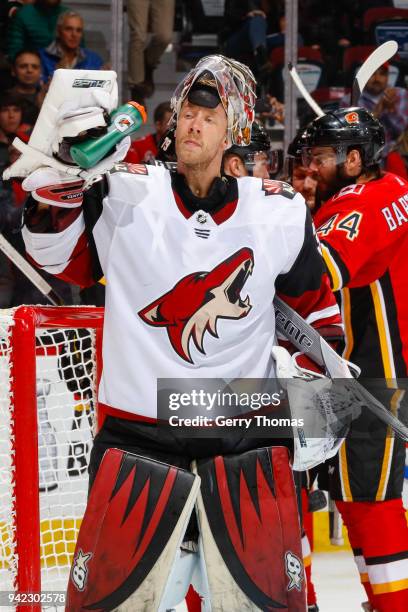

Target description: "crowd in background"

left=0, top=0, right=408, bottom=309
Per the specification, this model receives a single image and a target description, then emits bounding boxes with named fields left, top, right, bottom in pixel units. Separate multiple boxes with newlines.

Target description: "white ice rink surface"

left=0, top=550, right=374, bottom=611
left=312, top=551, right=366, bottom=611
left=175, top=550, right=366, bottom=611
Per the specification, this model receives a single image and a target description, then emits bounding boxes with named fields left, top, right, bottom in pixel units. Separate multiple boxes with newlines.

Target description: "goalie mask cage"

left=0, top=306, right=104, bottom=611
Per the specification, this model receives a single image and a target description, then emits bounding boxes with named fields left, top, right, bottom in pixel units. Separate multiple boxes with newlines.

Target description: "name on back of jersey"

left=381, top=193, right=408, bottom=232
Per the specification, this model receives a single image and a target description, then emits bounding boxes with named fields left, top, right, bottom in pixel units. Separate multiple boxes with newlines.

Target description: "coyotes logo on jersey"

left=138, top=248, right=254, bottom=363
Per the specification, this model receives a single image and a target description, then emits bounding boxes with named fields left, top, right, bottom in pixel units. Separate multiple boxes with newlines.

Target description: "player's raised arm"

left=5, top=69, right=147, bottom=287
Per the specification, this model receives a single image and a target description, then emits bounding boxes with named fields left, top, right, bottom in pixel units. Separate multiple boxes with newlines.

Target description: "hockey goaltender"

left=17, top=56, right=344, bottom=610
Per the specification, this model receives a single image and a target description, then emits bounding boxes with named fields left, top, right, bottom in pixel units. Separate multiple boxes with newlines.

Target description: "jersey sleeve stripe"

left=321, top=244, right=343, bottom=291
left=305, top=305, right=341, bottom=325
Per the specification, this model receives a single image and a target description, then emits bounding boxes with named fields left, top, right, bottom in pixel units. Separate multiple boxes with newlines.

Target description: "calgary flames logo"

left=344, top=111, right=359, bottom=124
left=139, top=248, right=254, bottom=363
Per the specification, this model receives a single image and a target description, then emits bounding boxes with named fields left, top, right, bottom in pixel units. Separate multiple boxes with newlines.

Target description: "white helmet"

left=170, top=55, right=257, bottom=146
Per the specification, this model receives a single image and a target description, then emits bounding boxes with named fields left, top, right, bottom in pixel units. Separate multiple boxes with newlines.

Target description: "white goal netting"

left=0, top=307, right=101, bottom=607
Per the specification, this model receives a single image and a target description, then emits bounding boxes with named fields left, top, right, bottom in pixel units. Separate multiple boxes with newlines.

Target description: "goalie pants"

left=89, top=414, right=292, bottom=542
left=336, top=499, right=408, bottom=612
left=89, top=414, right=290, bottom=487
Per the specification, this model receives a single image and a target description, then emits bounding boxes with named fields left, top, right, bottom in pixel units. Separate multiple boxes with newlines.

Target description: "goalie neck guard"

left=301, top=107, right=385, bottom=168
left=170, top=55, right=256, bottom=146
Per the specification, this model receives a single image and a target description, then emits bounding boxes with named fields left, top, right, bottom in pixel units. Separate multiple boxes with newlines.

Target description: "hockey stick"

left=289, top=41, right=398, bottom=119
left=328, top=496, right=344, bottom=546
left=274, top=296, right=408, bottom=442
left=0, top=233, right=63, bottom=306
left=288, top=62, right=325, bottom=118
left=351, top=40, right=398, bottom=105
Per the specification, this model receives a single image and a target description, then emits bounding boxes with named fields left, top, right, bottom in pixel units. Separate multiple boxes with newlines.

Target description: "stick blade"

left=288, top=63, right=325, bottom=118
left=352, top=40, right=398, bottom=105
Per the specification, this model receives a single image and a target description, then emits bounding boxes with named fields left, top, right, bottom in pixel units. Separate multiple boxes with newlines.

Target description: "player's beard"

left=178, top=144, right=221, bottom=173
left=318, top=163, right=358, bottom=201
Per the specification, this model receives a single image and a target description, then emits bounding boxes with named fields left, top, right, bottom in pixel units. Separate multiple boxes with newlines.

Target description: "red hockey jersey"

left=314, top=172, right=408, bottom=378
left=125, top=133, right=158, bottom=164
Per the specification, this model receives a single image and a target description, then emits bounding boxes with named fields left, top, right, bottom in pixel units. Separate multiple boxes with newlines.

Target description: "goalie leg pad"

left=194, top=447, right=306, bottom=611
left=66, top=448, right=200, bottom=611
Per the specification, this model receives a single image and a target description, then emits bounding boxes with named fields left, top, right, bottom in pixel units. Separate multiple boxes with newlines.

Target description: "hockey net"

left=0, top=306, right=103, bottom=610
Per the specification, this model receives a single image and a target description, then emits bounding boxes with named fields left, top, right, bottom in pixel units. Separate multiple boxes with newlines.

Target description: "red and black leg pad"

left=195, top=446, right=306, bottom=611
left=66, top=448, right=200, bottom=611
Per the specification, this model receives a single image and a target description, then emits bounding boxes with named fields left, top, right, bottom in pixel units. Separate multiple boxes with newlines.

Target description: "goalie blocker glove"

left=23, top=168, right=85, bottom=208
left=21, top=136, right=132, bottom=209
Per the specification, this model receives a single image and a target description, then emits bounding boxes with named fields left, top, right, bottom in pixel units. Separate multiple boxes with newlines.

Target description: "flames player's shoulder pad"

left=261, top=179, right=296, bottom=200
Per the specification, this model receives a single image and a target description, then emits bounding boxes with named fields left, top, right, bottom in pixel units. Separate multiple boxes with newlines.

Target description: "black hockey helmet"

left=301, top=107, right=385, bottom=168
left=228, top=121, right=270, bottom=157
left=225, top=121, right=279, bottom=175
left=284, top=128, right=309, bottom=181
left=287, top=129, right=308, bottom=159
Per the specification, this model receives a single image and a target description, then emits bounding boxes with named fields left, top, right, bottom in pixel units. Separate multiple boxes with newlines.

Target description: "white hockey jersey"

left=23, top=163, right=341, bottom=419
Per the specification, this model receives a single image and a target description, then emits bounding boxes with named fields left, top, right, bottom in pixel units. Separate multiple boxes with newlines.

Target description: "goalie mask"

left=170, top=55, right=256, bottom=146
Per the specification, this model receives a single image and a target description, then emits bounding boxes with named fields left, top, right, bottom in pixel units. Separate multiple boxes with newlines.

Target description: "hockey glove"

left=21, top=136, right=130, bottom=204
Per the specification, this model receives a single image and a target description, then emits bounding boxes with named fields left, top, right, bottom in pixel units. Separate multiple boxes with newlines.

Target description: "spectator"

left=347, top=63, right=408, bottom=158
left=220, top=1, right=276, bottom=79
left=7, top=0, right=69, bottom=60
left=0, top=93, right=30, bottom=148
left=39, top=11, right=103, bottom=81
left=0, top=1, right=28, bottom=54
left=266, top=12, right=303, bottom=52
left=7, top=50, right=44, bottom=124
left=0, top=94, right=33, bottom=209
left=127, top=0, right=175, bottom=105
left=0, top=51, right=14, bottom=90
left=255, top=94, right=284, bottom=127
left=125, top=101, right=172, bottom=164
left=386, top=129, right=408, bottom=180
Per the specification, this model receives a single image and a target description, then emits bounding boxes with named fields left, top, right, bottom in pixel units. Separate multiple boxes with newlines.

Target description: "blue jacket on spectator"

left=39, top=41, right=103, bottom=82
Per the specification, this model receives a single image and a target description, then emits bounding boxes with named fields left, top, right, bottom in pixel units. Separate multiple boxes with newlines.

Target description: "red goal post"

left=0, top=306, right=104, bottom=611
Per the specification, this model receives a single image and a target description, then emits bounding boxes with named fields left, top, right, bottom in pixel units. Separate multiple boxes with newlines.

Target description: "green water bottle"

left=70, top=101, right=147, bottom=169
